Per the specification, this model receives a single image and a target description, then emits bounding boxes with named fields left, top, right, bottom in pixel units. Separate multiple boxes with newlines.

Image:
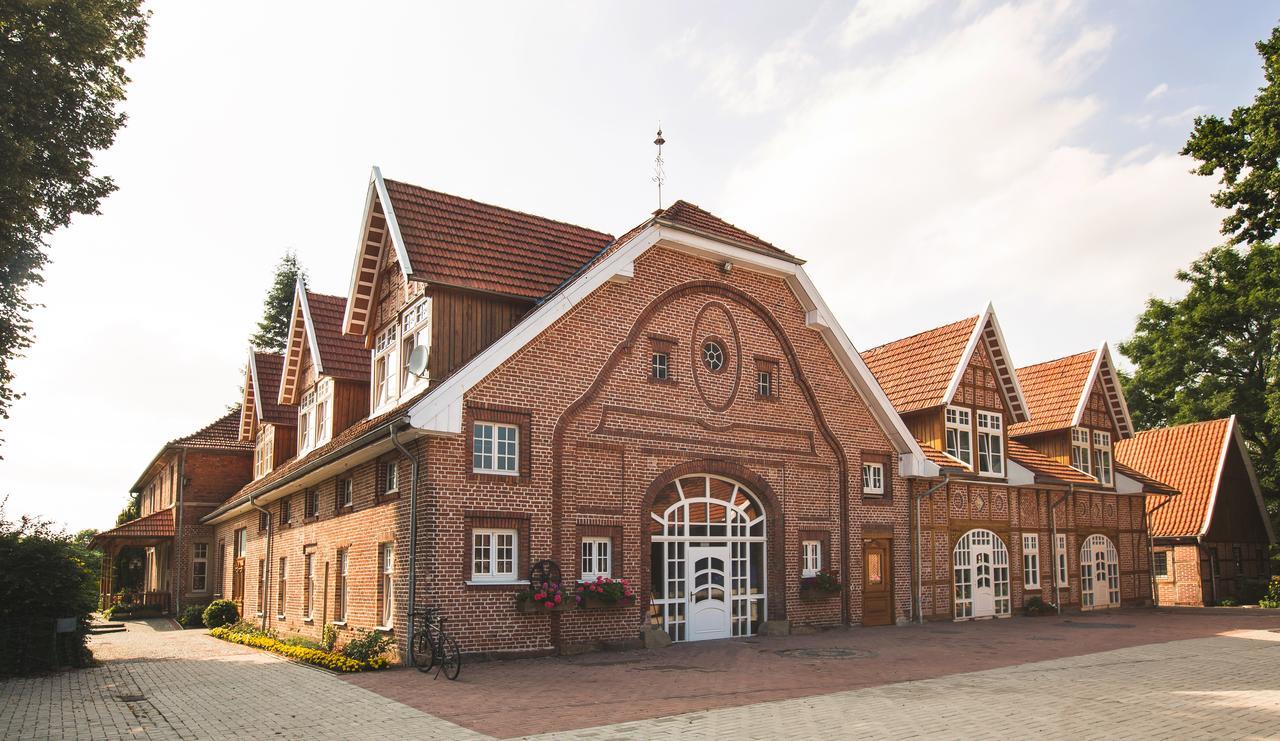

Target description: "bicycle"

left=410, top=607, right=462, bottom=680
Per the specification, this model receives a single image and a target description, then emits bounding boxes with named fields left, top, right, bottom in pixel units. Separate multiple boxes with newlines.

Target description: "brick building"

left=1115, top=417, right=1275, bottom=605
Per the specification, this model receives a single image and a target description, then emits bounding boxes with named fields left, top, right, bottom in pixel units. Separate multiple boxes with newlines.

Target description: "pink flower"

left=534, top=592, right=545, bottom=601
left=554, top=594, right=562, bottom=604
left=544, top=601, right=554, bottom=609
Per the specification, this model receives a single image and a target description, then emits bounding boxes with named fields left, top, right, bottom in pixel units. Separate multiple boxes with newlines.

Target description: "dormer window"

left=976, top=411, right=1003, bottom=477
left=1093, top=430, right=1112, bottom=485
left=401, top=298, right=432, bottom=394
left=944, top=406, right=972, bottom=466
left=373, top=323, right=399, bottom=411
left=298, top=380, right=332, bottom=455
left=254, top=432, right=274, bottom=480
left=1071, top=428, right=1091, bottom=476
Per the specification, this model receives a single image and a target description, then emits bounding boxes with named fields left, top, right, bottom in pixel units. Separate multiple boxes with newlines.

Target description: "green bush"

left=202, top=599, right=238, bottom=629
left=340, top=629, right=394, bottom=663
left=282, top=635, right=325, bottom=651
left=1217, top=597, right=1239, bottom=607
left=1260, top=576, right=1280, bottom=609
left=177, top=604, right=206, bottom=628
left=322, top=623, right=337, bottom=651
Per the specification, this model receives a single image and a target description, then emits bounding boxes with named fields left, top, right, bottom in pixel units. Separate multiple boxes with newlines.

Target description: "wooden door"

left=862, top=539, right=893, bottom=626
left=232, top=557, right=245, bottom=613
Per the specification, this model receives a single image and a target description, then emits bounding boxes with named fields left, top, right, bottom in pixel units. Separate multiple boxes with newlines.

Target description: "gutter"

left=913, top=472, right=951, bottom=623
left=248, top=491, right=273, bottom=633
left=389, top=424, right=421, bottom=653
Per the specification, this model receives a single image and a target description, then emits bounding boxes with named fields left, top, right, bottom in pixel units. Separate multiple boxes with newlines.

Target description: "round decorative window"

left=702, top=340, right=726, bottom=372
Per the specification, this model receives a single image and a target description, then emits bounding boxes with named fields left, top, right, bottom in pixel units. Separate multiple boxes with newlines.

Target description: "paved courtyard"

left=1, top=609, right=1278, bottom=739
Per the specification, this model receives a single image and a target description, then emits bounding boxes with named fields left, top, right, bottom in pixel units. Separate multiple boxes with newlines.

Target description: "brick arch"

left=639, top=458, right=787, bottom=622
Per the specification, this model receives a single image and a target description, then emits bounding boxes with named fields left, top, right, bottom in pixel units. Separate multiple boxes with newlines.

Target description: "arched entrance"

left=1080, top=534, right=1120, bottom=609
left=953, top=529, right=1010, bottom=619
left=648, top=474, right=767, bottom=641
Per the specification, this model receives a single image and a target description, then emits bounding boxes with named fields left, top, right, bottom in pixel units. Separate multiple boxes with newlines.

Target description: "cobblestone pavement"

left=0, top=618, right=481, bottom=740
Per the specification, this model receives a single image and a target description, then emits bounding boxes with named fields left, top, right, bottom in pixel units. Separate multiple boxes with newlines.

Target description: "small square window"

left=472, top=528, right=518, bottom=581
left=862, top=462, right=884, bottom=495
left=651, top=352, right=669, bottom=381
left=580, top=537, right=612, bottom=580
left=473, top=422, right=519, bottom=475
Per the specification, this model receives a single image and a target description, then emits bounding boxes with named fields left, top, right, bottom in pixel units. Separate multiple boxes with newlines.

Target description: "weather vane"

left=653, top=125, right=666, bottom=211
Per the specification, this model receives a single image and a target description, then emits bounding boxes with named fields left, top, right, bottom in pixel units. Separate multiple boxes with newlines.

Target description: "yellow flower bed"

left=209, top=627, right=390, bottom=672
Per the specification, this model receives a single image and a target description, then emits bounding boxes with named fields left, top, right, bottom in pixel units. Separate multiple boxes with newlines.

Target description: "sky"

left=3, top=0, right=1277, bottom=532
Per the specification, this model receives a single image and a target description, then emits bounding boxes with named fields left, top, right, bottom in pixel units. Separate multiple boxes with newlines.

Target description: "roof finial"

left=653, top=124, right=666, bottom=212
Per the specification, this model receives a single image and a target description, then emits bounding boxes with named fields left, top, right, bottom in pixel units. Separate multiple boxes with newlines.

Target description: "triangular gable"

left=279, top=279, right=324, bottom=406
left=941, top=304, right=1029, bottom=423
left=240, top=349, right=259, bottom=442
left=1010, top=344, right=1133, bottom=438
left=1072, top=343, right=1134, bottom=439
left=344, top=167, right=411, bottom=337
left=1212, top=418, right=1276, bottom=543
left=407, top=213, right=939, bottom=479
left=242, top=349, right=291, bottom=441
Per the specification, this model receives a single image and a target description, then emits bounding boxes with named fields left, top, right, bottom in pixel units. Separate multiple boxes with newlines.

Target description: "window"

left=234, top=528, right=247, bottom=559
left=758, top=369, right=773, bottom=398
left=254, top=433, right=274, bottom=479
left=338, top=479, right=353, bottom=509
left=1153, top=549, right=1170, bottom=579
left=1092, top=430, right=1112, bottom=485
left=373, top=323, right=399, bottom=409
left=580, top=537, right=612, bottom=580
left=298, top=381, right=333, bottom=454
left=702, top=340, right=725, bottom=371
left=303, top=553, right=315, bottom=620
left=192, top=543, right=209, bottom=592
left=304, top=490, right=319, bottom=519
left=383, top=461, right=399, bottom=495
left=976, top=411, right=1003, bottom=476
left=258, top=510, right=269, bottom=533
left=281, top=497, right=292, bottom=525
left=862, top=462, right=884, bottom=495
left=277, top=556, right=287, bottom=618
left=473, top=422, right=519, bottom=475
left=335, top=548, right=349, bottom=622
left=299, top=388, right=314, bottom=453
left=401, top=298, right=432, bottom=392
left=801, top=540, right=822, bottom=577
left=379, top=543, right=394, bottom=628
left=1022, top=534, right=1040, bottom=590
left=472, top=528, right=517, bottom=581
left=1071, top=428, right=1091, bottom=475
left=1055, top=534, right=1068, bottom=588
left=944, top=406, right=972, bottom=466
left=256, top=559, right=265, bottom=616
left=651, top=352, right=669, bottom=381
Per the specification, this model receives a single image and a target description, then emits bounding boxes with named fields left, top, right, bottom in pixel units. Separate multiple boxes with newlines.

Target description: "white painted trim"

left=940, top=305, right=1029, bottom=423
left=1113, top=469, right=1145, bottom=495
left=1199, top=416, right=1235, bottom=537
left=942, top=310, right=985, bottom=406
left=372, top=167, right=412, bottom=279
left=1071, top=344, right=1104, bottom=430
left=1071, top=343, right=1134, bottom=438
left=1006, top=459, right=1036, bottom=486
left=247, top=348, right=264, bottom=422
left=343, top=177, right=379, bottom=334
left=1230, top=419, right=1278, bottom=544
left=296, top=280, right=324, bottom=375
left=406, top=223, right=938, bottom=478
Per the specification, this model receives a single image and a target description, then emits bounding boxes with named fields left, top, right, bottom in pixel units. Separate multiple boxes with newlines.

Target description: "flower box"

left=575, top=576, right=637, bottom=609
left=579, top=593, right=637, bottom=610
left=799, top=587, right=838, bottom=602
left=516, top=599, right=571, bottom=614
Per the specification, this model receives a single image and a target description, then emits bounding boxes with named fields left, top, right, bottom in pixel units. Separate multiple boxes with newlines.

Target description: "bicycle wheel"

left=411, top=627, right=436, bottom=671
left=438, top=634, right=462, bottom=680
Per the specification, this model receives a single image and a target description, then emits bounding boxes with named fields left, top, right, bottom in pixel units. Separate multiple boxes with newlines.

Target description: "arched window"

left=1080, top=534, right=1120, bottom=609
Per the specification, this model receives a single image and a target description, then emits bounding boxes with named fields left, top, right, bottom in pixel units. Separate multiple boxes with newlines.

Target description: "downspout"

left=390, top=423, right=420, bottom=651
left=914, top=472, right=951, bottom=624
left=174, top=449, right=186, bottom=615
left=1145, top=494, right=1174, bottom=606
left=1049, top=485, right=1073, bottom=615
left=248, top=492, right=272, bottom=632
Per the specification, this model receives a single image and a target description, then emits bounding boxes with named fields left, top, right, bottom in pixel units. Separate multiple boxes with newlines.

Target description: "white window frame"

left=1055, top=533, right=1069, bottom=588
left=191, top=543, right=209, bottom=592
left=651, top=351, right=669, bottom=381
left=254, top=433, right=274, bottom=479
left=976, top=411, right=1004, bottom=477
left=336, top=548, right=349, bottom=623
left=277, top=556, right=287, bottom=619
left=234, top=528, right=247, bottom=559
left=471, top=528, right=518, bottom=583
left=473, top=422, right=519, bottom=475
left=379, top=543, right=394, bottom=629
left=757, top=369, right=773, bottom=397
left=1022, top=533, right=1040, bottom=590
left=1071, top=428, right=1091, bottom=476
left=303, top=553, right=315, bottom=621
left=862, top=462, right=884, bottom=495
left=400, top=297, right=432, bottom=394
left=801, top=539, right=822, bottom=577
left=372, top=323, right=399, bottom=412
left=339, top=478, right=353, bottom=508
left=384, top=461, right=399, bottom=495
left=944, top=406, right=972, bottom=466
left=1093, top=430, right=1113, bottom=486
left=580, top=537, right=612, bottom=580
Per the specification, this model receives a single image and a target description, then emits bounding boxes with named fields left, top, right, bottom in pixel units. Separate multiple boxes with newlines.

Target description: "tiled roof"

left=1008, top=351, right=1095, bottom=437
left=1115, top=418, right=1231, bottom=537
left=173, top=408, right=254, bottom=452
left=383, top=178, right=615, bottom=301
left=861, top=317, right=979, bottom=413
left=306, top=291, right=370, bottom=382
left=251, top=352, right=293, bottom=426
left=90, top=508, right=174, bottom=546
left=917, top=440, right=967, bottom=471
left=656, top=200, right=801, bottom=263
left=1007, top=440, right=1097, bottom=485
left=1115, top=461, right=1178, bottom=497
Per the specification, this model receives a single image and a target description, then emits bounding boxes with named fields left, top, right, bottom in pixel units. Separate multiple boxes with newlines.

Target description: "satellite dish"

left=407, top=345, right=430, bottom=378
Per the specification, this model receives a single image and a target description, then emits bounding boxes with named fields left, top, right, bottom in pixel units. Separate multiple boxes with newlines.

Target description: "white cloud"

left=1145, top=82, right=1169, bottom=101
left=841, top=0, right=938, bottom=48
left=703, top=38, right=817, bottom=114
left=1158, top=105, right=1205, bottom=126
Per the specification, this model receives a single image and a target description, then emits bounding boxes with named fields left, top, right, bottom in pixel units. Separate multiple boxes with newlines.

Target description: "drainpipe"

left=390, top=423, right=420, bottom=650
left=248, top=492, right=272, bottom=632
left=1049, top=485, right=1073, bottom=615
left=1145, top=494, right=1174, bottom=606
left=914, top=472, right=951, bottom=624
left=174, top=449, right=186, bottom=615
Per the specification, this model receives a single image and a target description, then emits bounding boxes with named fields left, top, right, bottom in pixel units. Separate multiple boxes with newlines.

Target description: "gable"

left=241, top=351, right=290, bottom=441
left=1115, top=417, right=1234, bottom=538
left=1010, top=344, right=1132, bottom=438
left=1205, top=432, right=1275, bottom=543
left=280, top=282, right=370, bottom=405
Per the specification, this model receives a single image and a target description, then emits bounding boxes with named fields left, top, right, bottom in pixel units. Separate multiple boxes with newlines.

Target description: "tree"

left=249, top=251, right=306, bottom=352
left=1119, top=244, right=1280, bottom=523
left=115, top=491, right=138, bottom=525
left=1182, top=24, right=1280, bottom=245
left=0, top=1, right=149, bottom=441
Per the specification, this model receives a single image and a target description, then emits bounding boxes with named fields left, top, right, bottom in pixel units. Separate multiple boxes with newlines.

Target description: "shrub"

left=177, top=604, right=206, bottom=628
left=1260, top=576, right=1280, bottom=609
left=202, top=599, right=238, bottom=629
left=340, top=629, right=394, bottom=663
left=282, top=635, right=325, bottom=651
left=322, top=623, right=337, bottom=652
left=1217, top=597, right=1239, bottom=607
left=209, top=626, right=387, bottom=672
left=1024, top=596, right=1054, bottom=615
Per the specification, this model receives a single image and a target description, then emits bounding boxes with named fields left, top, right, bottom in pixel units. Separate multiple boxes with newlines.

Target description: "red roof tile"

left=383, top=179, right=615, bottom=300
left=1115, top=461, right=1178, bottom=497
left=1115, top=418, right=1232, bottom=537
left=91, top=508, right=174, bottom=546
left=861, top=317, right=979, bottom=413
left=306, top=291, right=370, bottom=382
left=173, top=408, right=254, bottom=452
left=656, top=200, right=801, bottom=263
left=1008, top=351, right=1095, bottom=437
left=917, top=439, right=967, bottom=471
left=1007, top=440, right=1098, bottom=486
left=251, top=353, right=294, bottom=426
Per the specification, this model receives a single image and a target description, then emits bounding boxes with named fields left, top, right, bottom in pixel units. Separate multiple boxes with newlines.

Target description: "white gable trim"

left=296, top=282, right=324, bottom=375
left=1200, top=417, right=1276, bottom=543
left=940, top=303, right=1030, bottom=423
left=371, top=166, right=412, bottom=279
left=343, top=166, right=413, bottom=335
left=407, top=223, right=939, bottom=479
left=1070, top=343, right=1134, bottom=438
left=1199, top=416, right=1236, bottom=537
left=247, top=349, right=264, bottom=422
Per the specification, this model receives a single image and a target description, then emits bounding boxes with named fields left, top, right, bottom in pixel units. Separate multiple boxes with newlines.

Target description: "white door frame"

left=1080, top=534, right=1120, bottom=610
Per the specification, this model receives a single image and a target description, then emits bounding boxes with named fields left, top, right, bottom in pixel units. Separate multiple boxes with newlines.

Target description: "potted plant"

left=516, top=581, right=570, bottom=613
left=1023, top=595, right=1056, bottom=616
left=799, top=568, right=841, bottom=600
left=575, top=576, right=636, bottom=609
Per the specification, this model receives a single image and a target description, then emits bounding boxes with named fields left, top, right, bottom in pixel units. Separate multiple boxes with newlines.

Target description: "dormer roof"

left=240, top=351, right=292, bottom=441
left=280, top=279, right=370, bottom=405
left=131, top=408, right=252, bottom=492
left=1009, top=343, right=1133, bottom=439
left=860, top=304, right=1028, bottom=422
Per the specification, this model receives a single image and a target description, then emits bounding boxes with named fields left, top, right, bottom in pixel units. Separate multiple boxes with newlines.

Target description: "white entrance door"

left=953, top=529, right=1011, bottom=619
left=974, top=549, right=995, bottom=616
left=686, top=545, right=732, bottom=641
left=1081, top=534, right=1119, bottom=609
